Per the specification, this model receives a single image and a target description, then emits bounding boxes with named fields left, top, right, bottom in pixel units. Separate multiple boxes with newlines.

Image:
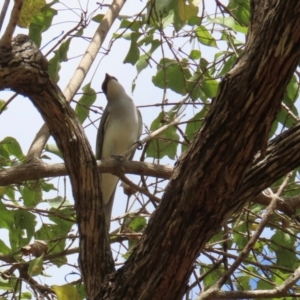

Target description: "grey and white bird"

left=96, top=73, right=143, bottom=230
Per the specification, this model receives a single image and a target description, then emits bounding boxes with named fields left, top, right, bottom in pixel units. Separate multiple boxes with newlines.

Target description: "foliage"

left=0, top=0, right=300, bottom=299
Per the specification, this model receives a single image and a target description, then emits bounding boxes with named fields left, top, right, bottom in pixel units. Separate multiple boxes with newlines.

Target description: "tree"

left=1, top=0, right=300, bottom=299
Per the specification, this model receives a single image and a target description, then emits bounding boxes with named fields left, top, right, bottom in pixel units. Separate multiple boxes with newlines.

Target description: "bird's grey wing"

left=96, top=107, right=110, bottom=160
left=137, top=108, right=143, bottom=139
left=127, top=108, right=143, bottom=161
left=96, top=107, right=114, bottom=230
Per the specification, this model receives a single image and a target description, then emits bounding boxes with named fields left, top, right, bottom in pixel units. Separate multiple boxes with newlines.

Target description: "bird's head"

left=102, top=73, right=126, bottom=100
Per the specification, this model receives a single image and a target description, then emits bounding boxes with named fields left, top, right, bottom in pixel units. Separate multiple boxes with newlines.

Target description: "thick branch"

left=0, top=159, right=172, bottom=185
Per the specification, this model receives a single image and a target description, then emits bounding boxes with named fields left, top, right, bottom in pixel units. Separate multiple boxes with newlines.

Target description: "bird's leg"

left=111, top=154, right=125, bottom=162
left=134, top=140, right=144, bottom=150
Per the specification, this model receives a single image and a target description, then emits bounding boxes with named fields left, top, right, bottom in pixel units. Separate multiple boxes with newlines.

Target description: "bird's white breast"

left=102, top=102, right=139, bottom=159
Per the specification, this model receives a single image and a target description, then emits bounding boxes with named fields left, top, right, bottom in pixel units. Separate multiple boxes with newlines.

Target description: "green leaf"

left=52, top=284, right=80, bottom=300
left=276, top=96, right=298, bottom=128
left=46, top=196, right=70, bottom=208
left=219, top=55, right=237, bottom=76
left=286, top=74, right=299, bottom=101
left=270, top=230, right=296, bottom=269
left=0, top=239, right=11, bottom=254
left=186, top=73, right=203, bottom=101
left=136, top=54, right=149, bottom=75
left=177, top=0, right=198, bottom=23
left=0, top=144, right=9, bottom=166
left=28, top=254, right=44, bottom=276
left=0, top=137, right=24, bottom=160
left=35, top=208, right=74, bottom=266
left=273, top=270, right=291, bottom=285
left=0, top=99, right=6, bottom=112
left=129, top=216, right=147, bottom=232
left=45, top=144, right=63, bottom=158
left=233, top=221, right=248, bottom=248
left=10, top=210, right=37, bottom=249
left=152, top=58, right=192, bottom=95
left=48, top=207, right=75, bottom=226
left=189, top=49, right=201, bottom=60
left=75, top=83, right=97, bottom=123
left=2, top=186, right=16, bottom=202
left=29, top=5, right=57, bottom=47
left=0, top=276, right=17, bottom=290
left=124, top=32, right=141, bottom=65
left=146, top=112, right=179, bottom=159
left=16, top=210, right=37, bottom=241
left=269, top=119, right=278, bottom=139
left=199, top=57, right=209, bottom=74
left=48, top=38, right=71, bottom=82
left=0, top=200, right=14, bottom=230
left=200, top=263, right=223, bottom=288
left=92, top=14, right=104, bottom=23
left=119, top=18, right=140, bottom=31
left=208, top=232, right=223, bottom=245
left=182, top=108, right=208, bottom=152
left=40, top=181, right=57, bottom=192
left=195, top=25, right=217, bottom=47
left=75, top=283, right=86, bottom=300
left=136, top=40, right=160, bottom=74
left=20, top=291, right=32, bottom=299
left=207, top=16, right=247, bottom=34
left=146, top=0, right=174, bottom=25
left=227, top=0, right=250, bottom=27
left=202, top=79, right=219, bottom=98
left=257, top=279, right=273, bottom=290
left=19, top=0, right=46, bottom=28
left=22, top=185, right=42, bottom=207
left=161, top=10, right=175, bottom=28
left=236, top=276, right=251, bottom=290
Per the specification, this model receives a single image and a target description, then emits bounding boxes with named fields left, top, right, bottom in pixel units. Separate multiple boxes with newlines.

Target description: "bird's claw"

left=135, top=140, right=144, bottom=150
left=112, top=155, right=124, bottom=162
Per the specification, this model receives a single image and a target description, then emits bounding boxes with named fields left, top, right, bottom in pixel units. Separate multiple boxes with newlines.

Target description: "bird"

left=96, top=73, right=143, bottom=231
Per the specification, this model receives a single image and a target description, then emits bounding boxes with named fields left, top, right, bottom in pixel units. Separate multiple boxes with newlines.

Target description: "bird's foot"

left=135, top=140, right=144, bottom=150
left=111, top=155, right=125, bottom=162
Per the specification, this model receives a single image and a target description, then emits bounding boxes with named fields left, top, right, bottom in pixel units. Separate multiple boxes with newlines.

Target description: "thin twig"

left=0, top=0, right=23, bottom=48
left=281, top=102, right=299, bottom=122
left=0, top=93, right=17, bottom=114
left=0, top=0, right=10, bottom=33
